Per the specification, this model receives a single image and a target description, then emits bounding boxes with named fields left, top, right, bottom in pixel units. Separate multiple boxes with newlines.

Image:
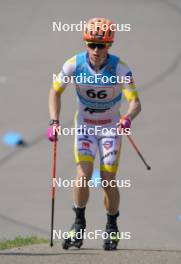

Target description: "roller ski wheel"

left=62, top=221, right=85, bottom=250
left=103, top=225, right=120, bottom=251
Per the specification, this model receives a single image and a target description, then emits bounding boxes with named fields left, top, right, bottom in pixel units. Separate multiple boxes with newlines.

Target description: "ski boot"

left=103, top=211, right=120, bottom=250
left=62, top=207, right=86, bottom=250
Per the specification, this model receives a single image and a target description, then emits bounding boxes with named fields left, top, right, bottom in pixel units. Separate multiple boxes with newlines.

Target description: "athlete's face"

left=86, top=43, right=111, bottom=68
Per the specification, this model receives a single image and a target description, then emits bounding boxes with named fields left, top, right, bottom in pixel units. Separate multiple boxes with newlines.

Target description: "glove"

left=120, top=115, right=131, bottom=129
left=117, top=115, right=131, bottom=133
left=47, top=120, right=60, bottom=142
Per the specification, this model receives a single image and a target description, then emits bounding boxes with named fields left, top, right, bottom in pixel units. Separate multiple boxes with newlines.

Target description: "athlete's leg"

left=99, top=134, right=122, bottom=249
left=62, top=120, right=97, bottom=249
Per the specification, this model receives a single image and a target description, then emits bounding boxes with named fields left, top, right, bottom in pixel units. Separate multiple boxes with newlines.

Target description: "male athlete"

left=48, top=18, right=141, bottom=250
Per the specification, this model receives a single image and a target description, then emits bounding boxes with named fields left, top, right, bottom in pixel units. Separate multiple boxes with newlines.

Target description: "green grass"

left=0, top=236, right=49, bottom=250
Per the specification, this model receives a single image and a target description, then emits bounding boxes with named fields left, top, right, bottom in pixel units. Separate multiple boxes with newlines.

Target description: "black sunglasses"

left=87, top=43, right=107, bottom=50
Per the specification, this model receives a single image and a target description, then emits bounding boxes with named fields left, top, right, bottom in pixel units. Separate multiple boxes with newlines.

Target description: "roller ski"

left=62, top=207, right=86, bottom=250
left=103, top=211, right=120, bottom=251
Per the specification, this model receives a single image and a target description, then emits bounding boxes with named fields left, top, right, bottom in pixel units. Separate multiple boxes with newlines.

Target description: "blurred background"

left=0, top=0, right=181, bottom=251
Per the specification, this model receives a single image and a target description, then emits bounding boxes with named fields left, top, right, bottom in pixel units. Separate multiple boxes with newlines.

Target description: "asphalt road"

left=0, top=244, right=181, bottom=264
left=0, top=0, right=181, bottom=263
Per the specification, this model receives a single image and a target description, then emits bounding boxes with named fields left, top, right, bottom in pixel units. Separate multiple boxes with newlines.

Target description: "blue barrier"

left=3, top=132, right=24, bottom=146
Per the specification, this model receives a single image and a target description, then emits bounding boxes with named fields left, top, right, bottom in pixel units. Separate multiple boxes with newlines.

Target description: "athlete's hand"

left=47, top=120, right=60, bottom=142
left=117, top=116, right=131, bottom=132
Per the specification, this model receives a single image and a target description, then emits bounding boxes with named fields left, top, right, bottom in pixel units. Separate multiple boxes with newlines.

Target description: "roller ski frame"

left=62, top=222, right=85, bottom=250
left=103, top=225, right=120, bottom=250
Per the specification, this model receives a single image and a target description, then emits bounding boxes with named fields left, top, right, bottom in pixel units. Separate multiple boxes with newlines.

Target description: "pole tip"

left=147, top=166, right=151, bottom=170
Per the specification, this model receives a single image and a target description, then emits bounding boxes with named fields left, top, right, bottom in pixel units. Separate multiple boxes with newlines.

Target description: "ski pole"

left=50, top=140, right=57, bottom=247
left=126, top=134, right=151, bottom=170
